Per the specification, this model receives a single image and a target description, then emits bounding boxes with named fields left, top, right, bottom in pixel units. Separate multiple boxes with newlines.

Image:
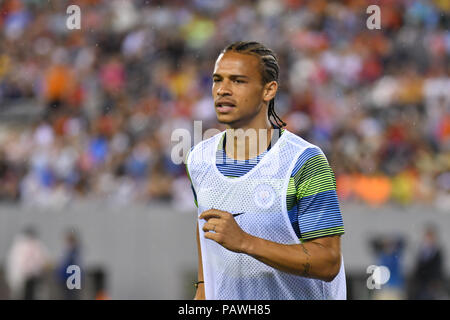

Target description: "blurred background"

left=0, top=0, right=449, bottom=299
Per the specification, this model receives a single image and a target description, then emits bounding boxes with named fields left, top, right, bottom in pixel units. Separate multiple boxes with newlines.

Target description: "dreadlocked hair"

left=221, top=41, right=287, bottom=129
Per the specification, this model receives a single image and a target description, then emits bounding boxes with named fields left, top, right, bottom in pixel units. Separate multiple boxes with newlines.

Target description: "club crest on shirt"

left=253, top=183, right=275, bottom=209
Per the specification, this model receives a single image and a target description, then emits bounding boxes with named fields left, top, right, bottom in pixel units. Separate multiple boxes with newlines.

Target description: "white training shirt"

left=187, top=129, right=346, bottom=300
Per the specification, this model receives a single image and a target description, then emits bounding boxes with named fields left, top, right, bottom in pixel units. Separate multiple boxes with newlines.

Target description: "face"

left=212, top=51, right=277, bottom=128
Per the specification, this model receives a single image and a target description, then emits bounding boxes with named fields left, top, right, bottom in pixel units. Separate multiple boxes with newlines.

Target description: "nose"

left=216, top=80, right=232, bottom=96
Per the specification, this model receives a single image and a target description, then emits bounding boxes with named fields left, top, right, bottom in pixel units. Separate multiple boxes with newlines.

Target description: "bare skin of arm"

left=194, top=221, right=205, bottom=300
left=199, top=209, right=342, bottom=282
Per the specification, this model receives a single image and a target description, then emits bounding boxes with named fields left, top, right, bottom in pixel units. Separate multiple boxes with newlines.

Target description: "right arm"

left=186, top=147, right=204, bottom=299
left=194, top=221, right=205, bottom=300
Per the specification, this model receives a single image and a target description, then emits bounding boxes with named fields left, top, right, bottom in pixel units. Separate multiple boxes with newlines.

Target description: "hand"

left=199, top=209, right=251, bottom=253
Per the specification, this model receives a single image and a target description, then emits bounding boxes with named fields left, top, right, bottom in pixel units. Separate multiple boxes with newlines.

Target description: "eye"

left=234, top=79, right=246, bottom=84
left=212, top=78, right=221, bottom=83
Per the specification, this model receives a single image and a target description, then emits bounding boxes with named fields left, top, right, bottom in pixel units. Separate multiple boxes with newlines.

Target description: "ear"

left=262, top=81, right=278, bottom=103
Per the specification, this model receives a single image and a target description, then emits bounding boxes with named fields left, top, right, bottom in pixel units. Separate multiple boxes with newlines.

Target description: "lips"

left=215, top=100, right=236, bottom=113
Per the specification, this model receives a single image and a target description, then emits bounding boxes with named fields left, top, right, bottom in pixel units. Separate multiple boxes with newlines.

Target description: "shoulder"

left=282, top=130, right=328, bottom=171
left=187, top=130, right=225, bottom=160
left=186, top=130, right=225, bottom=176
left=283, top=130, right=323, bottom=154
left=282, top=133, right=337, bottom=198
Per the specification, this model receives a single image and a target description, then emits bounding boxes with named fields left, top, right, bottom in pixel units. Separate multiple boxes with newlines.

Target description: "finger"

left=205, top=218, right=221, bottom=226
left=199, top=209, right=225, bottom=220
left=204, top=231, right=221, bottom=243
left=202, top=222, right=216, bottom=233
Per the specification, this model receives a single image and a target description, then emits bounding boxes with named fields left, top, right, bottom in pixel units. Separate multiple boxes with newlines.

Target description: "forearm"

left=195, top=222, right=205, bottom=300
left=199, top=209, right=342, bottom=282
left=242, top=234, right=341, bottom=282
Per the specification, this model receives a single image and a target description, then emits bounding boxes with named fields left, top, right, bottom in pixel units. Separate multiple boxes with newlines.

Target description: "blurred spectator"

left=5, top=226, right=51, bottom=299
left=92, top=268, right=109, bottom=300
left=410, top=224, right=448, bottom=300
left=56, top=229, right=82, bottom=300
left=370, top=235, right=406, bottom=300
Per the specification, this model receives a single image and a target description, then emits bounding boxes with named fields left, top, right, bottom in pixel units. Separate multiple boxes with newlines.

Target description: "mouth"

left=215, top=101, right=236, bottom=113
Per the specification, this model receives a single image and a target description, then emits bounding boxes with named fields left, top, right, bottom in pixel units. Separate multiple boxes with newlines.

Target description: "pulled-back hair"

left=221, top=41, right=286, bottom=128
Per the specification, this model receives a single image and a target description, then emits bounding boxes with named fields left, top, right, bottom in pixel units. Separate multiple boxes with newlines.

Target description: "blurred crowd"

left=369, top=224, right=448, bottom=300
left=0, top=0, right=449, bottom=209
left=3, top=226, right=108, bottom=299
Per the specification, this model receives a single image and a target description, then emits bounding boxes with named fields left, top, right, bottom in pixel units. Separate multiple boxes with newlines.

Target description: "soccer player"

left=185, top=41, right=346, bottom=300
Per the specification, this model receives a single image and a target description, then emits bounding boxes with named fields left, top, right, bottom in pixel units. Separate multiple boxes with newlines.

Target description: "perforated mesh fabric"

left=187, top=129, right=346, bottom=300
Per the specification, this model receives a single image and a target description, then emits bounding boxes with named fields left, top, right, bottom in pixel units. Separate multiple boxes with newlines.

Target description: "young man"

left=185, top=41, right=346, bottom=300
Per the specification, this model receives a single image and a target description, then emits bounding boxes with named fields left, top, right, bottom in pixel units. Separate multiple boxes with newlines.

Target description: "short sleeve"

left=294, top=147, right=345, bottom=242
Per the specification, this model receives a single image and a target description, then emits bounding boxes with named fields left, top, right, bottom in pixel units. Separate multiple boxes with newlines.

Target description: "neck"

left=224, top=118, right=278, bottom=160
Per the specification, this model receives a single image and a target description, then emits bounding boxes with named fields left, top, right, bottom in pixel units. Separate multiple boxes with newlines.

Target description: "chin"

left=216, top=114, right=237, bottom=125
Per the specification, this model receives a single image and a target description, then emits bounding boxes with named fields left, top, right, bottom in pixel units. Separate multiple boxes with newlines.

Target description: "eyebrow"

left=212, top=73, right=250, bottom=80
